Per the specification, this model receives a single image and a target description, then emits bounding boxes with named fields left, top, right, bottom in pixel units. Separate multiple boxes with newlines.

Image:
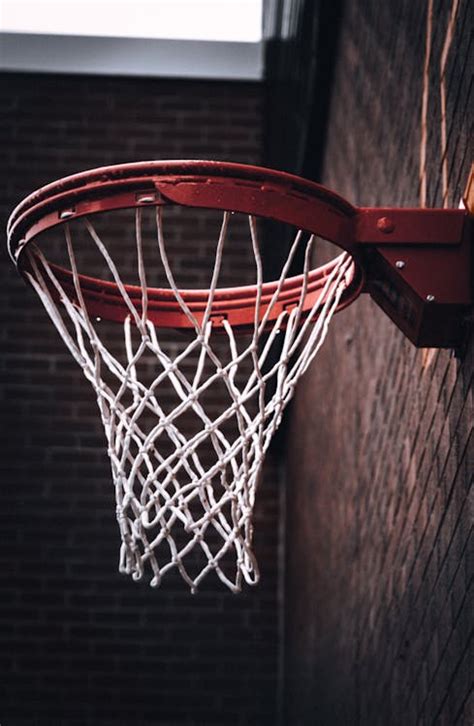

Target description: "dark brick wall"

left=282, top=1, right=473, bottom=725
left=0, top=73, right=281, bottom=725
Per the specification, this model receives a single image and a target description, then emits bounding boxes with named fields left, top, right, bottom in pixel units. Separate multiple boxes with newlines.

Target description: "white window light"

left=0, top=0, right=263, bottom=43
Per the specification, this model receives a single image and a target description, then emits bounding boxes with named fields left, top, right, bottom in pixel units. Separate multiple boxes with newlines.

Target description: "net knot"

left=115, top=506, right=127, bottom=522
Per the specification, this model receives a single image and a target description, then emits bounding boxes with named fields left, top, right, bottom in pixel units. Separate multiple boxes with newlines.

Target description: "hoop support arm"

left=355, top=208, right=472, bottom=347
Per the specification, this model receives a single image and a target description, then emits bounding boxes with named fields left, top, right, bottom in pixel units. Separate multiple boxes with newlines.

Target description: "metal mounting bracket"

left=356, top=207, right=473, bottom=347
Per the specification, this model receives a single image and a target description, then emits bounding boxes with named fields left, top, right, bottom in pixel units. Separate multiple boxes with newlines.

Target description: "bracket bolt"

left=395, top=260, right=405, bottom=269
left=137, top=194, right=156, bottom=204
left=426, top=294, right=435, bottom=302
left=377, top=216, right=395, bottom=233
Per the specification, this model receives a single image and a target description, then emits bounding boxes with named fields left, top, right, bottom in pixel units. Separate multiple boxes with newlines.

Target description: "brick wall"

left=282, top=1, right=473, bottom=724
left=0, top=73, right=281, bottom=725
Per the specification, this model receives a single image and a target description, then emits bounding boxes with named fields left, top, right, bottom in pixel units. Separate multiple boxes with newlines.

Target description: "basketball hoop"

left=7, top=161, right=472, bottom=591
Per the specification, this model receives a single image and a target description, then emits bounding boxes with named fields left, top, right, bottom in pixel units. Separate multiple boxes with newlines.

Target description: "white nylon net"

left=24, top=207, right=352, bottom=592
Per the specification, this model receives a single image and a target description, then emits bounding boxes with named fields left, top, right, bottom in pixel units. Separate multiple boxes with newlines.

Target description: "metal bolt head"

left=426, top=294, right=435, bottom=302
left=395, top=260, right=405, bottom=269
left=59, top=209, right=75, bottom=219
left=137, top=194, right=156, bottom=204
left=377, top=216, right=395, bottom=233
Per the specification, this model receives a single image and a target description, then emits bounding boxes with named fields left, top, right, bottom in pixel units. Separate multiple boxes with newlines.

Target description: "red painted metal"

left=7, top=160, right=473, bottom=347
left=357, top=208, right=466, bottom=245
left=42, top=257, right=357, bottom=331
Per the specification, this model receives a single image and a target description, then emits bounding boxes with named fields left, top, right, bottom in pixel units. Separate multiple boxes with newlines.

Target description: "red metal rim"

left=8, top=160, right=365, bottom=330
left=34, top=254, right=358, bottom=330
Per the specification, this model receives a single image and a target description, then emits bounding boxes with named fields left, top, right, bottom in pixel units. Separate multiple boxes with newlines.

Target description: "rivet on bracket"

left=377, top=216, right=395, bottom=233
